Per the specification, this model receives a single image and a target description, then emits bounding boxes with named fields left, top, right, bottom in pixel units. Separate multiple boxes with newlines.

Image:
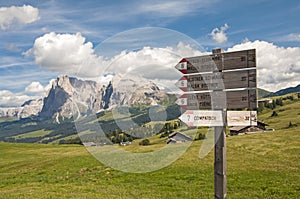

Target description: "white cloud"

left=25, top=82, right=45, bottom=94
left=227, top=40, right=300, bottom=92
left=0, top=5, right=40, bottom=30
left=139, top=0, right=217, bottom=17
left=26, top=32, right=204, bottom=80
left=0, top=81, right=48, bottom=107
left=25, top=32, right=109, bottom=77
left=277, top=33, right=300, bottom=42
left=0, top=90, right=31, bottom=107
left=210, top=24, right=229, bottom=44
left=44, top=79, right=56, bottom=93
left=107, top=42, right=204, bottom=80
left=26, top=32, right=205, bottom=94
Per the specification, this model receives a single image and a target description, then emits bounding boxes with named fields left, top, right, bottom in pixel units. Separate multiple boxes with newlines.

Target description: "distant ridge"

left=266, top=84, right=300, bottom=97
left=257, top=88, right=272, bottom=99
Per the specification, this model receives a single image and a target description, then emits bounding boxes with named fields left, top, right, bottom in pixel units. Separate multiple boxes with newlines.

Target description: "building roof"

left=257, top=121, right=268, bottom=126
left=168, top=132, right=193, bottom=140
left=229, top=126, right=248, bottom=131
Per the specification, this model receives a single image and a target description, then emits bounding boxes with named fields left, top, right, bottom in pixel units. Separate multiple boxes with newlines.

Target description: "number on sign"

left=180, top=62, right=187, bottom=69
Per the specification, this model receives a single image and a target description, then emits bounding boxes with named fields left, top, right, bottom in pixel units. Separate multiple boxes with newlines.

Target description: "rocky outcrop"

left=0, top=74, right=167, bottom=120
left=39, top=74, right=167, bottom=119
left=0, top=98, right=43, bottom=118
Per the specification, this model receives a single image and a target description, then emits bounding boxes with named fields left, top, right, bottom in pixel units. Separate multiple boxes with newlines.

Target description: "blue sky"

left=0, top=0, right=300, bottom=107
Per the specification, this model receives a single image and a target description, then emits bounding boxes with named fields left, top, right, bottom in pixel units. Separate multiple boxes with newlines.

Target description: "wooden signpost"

left=175, top=69, right=256, bottom=91
left=175, top=48, right=257, bottom=199
left=176, top=89, right=257, bottom=110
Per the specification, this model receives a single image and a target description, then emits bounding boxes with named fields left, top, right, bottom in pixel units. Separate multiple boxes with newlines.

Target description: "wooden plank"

left=185, top=69, right=256, bottom=91
left=222, top=49, right=256, bottom=69
left=177, top=49, right=256, bottom=74
left=181, top=89, right=257, bottom=110
left=226, top=89, right=257, bottom=109
left=185, top=55, right=220, bottom=74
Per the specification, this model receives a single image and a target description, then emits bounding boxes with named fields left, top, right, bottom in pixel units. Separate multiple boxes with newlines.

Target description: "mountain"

left=257, top=88, right=272, bottom=99
left=0, top=74, right=176, bottom=144
left=0, top=99, right=43, bottom=118
left=266, top=84, right=300, bottom=97
left=39, top=75, right=107, bottom=119
left=0, top=74, right=168, bottom=121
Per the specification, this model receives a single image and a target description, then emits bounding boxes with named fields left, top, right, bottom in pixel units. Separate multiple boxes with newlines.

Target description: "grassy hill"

left=0, top=93, right=299, bottom=198
left=0, top=129, right=299, bottom=198
left=0, top=103, right=181, bottom=144
left=257, top=88, right=272, bottom=99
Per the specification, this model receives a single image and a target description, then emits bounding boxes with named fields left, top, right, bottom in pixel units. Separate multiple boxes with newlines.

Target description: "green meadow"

left=0, top=94, right=300, bottom=198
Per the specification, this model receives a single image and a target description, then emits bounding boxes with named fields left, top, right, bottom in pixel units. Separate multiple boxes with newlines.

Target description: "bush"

left=139, top=139, right=150, bottom=146
left=194, top=132, right=206, bottom=140
left=271, top=111, right=278, bottom=117
left=288, top=121, right=297, bottom=128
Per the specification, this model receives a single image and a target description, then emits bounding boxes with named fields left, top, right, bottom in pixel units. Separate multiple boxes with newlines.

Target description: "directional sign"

left=177, top=89, right=257, bottom=110
left=175, top=48, right=257, bottom=199
left=176, top=55, right=219, bottom=74
left=179, top=69, right=256, bottom=92
left=174, top=58, right=188, bottom=74
left=222, top=49, right=256, bottom=70
left=175, top=76, right=188, bottom=91
left=175, top=49, right=256, bottom=74
left=227, top=111, right=257, bottom=126
left=179, top=110, right=224, bottom=127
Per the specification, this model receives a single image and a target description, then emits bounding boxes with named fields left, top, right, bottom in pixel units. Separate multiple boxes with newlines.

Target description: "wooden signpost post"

left=175, top=48, right=257, bottom=199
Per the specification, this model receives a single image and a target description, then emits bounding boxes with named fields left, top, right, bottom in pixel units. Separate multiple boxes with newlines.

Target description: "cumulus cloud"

left=26, top=32, right=204, bottom=79
left=278, top=33, right=300, bottom=42
left=25, top=81, right=45, bottom=94
left=106, top=42, right=204, bottom=81
left=210, top=24, right=229, bottom=44
left=0, top=5, right=40, bottom=30
left=227, top=40, right=300, bottom=92
left=25, top=32, right=109, bottom=77
left=0, top=81, right=47, bottom=107
left=0, top=90, right=31, bottom=107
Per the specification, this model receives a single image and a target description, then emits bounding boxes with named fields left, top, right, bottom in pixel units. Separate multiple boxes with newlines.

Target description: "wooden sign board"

left=177, top=89, right=257, bottom=110
left=175, top=49, right=256, bottom=74
left=227, top=111, right=257, bottom=126
left=179, top=69, right=256, bottom=92
left=179, top=110, right=224, bottom=127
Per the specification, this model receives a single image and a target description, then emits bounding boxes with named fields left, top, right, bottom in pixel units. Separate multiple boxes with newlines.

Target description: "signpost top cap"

left=212, top=48, right=224, bottom=54
left=180, top=58, right=187, bottom=63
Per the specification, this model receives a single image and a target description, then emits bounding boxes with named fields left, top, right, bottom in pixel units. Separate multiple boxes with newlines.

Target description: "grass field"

left=0, top=128, right=299, bottom=198
left=0, top=95, right=300, bottom=198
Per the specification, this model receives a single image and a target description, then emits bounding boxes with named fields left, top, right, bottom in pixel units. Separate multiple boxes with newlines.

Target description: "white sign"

left=175, top=97, right=187, bottom=106
left=175, top=76, right=187, bottom=91
left=175, top=59, right=187, bottom=70
left=179, top=110, right=224, bottom=127
left=227, top=111, right=257, bottom=126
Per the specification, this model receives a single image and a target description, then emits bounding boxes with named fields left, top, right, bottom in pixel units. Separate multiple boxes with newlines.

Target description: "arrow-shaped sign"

left=175, top=94, right=188, bottom=109
left=176, top=89, right=256, bottom=110
left=175, top=49, right=256, bottom=75
left=177, top=69, right=256, bottom=92
left=175, top=58, right=187, bottom=74
left=179, top=110, right=224, bottom=127
left=175, top=76, right=187, bottom=91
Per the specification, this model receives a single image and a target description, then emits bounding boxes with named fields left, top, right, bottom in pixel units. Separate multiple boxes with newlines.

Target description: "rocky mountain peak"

left=0, top=74, right=168, bottom=120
